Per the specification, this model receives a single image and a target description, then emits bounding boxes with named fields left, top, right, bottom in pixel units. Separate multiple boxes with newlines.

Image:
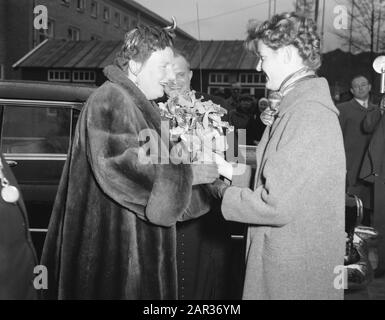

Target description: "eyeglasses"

left=352, top=83, right=369, bottom=89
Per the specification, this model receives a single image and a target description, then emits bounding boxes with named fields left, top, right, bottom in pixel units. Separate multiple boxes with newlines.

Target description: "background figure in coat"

left=163, top=51, right=243, bottom=299
left=228, top=94, right=265, bottom=145
left=205, top=12, right=346, bottom=299
left=360, top=104, right=385, bottom=278
left=337, top=75, right=379, bottom=225
left=41, top=25, right=219, bottom=299
left=0, top=154, right=38, bottom=299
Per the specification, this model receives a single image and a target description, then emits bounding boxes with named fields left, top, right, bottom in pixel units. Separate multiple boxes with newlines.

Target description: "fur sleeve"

left=85, top=82, right=193, bottom=226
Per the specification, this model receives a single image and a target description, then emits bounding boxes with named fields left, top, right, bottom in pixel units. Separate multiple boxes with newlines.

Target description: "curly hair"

left=114, top=24, right=175, bottom=72
left=245, top=12, right=321, bottom=70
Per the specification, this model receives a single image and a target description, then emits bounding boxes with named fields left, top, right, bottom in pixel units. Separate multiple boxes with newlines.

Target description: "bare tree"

left=332, top=0, right=385, bottom=54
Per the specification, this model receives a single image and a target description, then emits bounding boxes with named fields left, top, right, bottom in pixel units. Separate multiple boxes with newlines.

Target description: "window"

left=1, top=105, right=71, bottom=155
left=36, top=19, right=55, bottom=44
left=103, top=6, right=110, bottom=22
left=114, top=12, right=120, bottom=27
left=239, top=72, right=264, bottom=84
left=123, top=16, right=129, bottom=30
left=72, top=70, right=96, bottom=83
left=0, top=64, right=4, bottom=80
left=131, top=19, right=137, bottom=29
left=61, top=0, right=70, bottom=6
left=76, top=0, right=85, bottom=11
left=90, top=0, right=98, bottom=18
left=48, top=70, right=71, bottom=82
left=209, top=73, right=230, bottom=85
left=67, top=27, right=80, bottom=40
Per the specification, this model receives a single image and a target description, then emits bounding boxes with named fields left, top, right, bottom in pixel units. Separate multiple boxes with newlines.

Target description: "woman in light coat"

left=207, top=12, right=346, bottom=300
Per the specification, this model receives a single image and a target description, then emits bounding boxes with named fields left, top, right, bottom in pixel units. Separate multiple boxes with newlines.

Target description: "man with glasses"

left=337, top=75, right=379, bottom=226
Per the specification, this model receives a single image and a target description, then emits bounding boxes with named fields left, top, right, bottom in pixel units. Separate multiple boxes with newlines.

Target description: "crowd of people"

left=1, top=11, right=385, bottom=300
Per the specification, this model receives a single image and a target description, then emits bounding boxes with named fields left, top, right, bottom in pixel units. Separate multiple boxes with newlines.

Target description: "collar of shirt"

left=354, top=98, right=369, bottom=108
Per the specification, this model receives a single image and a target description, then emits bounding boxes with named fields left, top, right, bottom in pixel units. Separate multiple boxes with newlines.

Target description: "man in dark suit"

left=337, top=75, right=379, bottom=226
left=360, top=98, right=385, bottom=278
left=163, top=51, right=243, bottom=300
left=0, top=154, right=38, bottom=299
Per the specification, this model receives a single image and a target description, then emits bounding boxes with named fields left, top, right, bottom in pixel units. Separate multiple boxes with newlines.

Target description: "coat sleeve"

left=221, top=103, right=338, bottom=227
left=363, top=109, right=382, bottom=133
left=85, top=83, right=193, bottom=226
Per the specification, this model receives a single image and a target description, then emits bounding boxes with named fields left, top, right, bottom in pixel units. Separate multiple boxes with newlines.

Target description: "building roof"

left=13, top=39, right=259, bottom=71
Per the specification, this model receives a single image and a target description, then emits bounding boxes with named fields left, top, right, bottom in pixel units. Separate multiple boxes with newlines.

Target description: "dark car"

left=0, top=80, right=95, bottom=258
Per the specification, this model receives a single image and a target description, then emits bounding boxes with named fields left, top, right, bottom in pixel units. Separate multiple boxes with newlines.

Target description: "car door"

left=0, top=100, right=82, bottom=258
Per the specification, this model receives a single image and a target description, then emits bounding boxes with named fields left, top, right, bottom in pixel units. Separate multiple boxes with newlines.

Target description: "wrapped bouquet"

left=158, top=90, right=233, bottom=164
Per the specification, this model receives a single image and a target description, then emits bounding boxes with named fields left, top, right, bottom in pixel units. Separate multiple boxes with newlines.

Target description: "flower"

left=159, top=90, right=233, bottom=161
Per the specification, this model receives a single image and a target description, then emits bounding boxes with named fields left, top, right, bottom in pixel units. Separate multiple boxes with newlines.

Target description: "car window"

left=1, top=105, right=71, bottom=155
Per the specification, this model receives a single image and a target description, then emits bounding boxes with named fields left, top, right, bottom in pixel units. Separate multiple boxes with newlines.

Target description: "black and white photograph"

left=1, top=0, right=385, bottom=306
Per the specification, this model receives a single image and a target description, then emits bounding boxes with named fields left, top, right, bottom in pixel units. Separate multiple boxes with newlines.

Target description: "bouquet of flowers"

left=158, top=90, right=233, bottom=163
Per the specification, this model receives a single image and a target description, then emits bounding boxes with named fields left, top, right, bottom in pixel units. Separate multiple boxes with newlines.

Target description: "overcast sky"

left=138, top=0, right=351, bottom=52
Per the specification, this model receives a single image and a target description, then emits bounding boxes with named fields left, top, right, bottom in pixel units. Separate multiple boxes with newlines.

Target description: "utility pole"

left=349, top=0, right=355, bottom=53
left=314, top=0, right=319, bottom=24
left=268, top=0, right=271, bottom=18
left=321, top=0, right=326, bottom=48
left=377, top=0, right=383, bottom=52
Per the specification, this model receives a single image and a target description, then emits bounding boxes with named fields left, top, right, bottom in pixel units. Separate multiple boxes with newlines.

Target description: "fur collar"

left=103, top=65, right=161, bottom=132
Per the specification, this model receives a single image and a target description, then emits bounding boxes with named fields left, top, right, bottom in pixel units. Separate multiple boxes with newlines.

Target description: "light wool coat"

left=222, top=78, right=346, bottom=300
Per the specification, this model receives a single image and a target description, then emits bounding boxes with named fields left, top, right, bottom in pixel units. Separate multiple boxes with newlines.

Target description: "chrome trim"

left=29, top=228, right=48, bottom=233
left=3, top=153, right=67, bottom=161
left=231, top=235, right=244, bottom=240
left=0, top=99, right=83, bottom=109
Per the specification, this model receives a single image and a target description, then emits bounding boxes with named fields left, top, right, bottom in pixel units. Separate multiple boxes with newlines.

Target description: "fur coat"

left=41, top=65, right=210, bottom=299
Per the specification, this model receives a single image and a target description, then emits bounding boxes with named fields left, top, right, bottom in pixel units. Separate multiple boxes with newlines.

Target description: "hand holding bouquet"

left=159, top=90, right=234, bottom=179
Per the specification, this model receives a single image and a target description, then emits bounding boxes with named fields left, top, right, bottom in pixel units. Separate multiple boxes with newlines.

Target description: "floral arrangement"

left=158, top=90, right=233, bottom=162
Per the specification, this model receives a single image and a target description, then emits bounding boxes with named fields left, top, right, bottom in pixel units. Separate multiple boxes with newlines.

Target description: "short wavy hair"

left=245, top=12, right=321, bottom=70
left=114, top=24, right=175, bottom=72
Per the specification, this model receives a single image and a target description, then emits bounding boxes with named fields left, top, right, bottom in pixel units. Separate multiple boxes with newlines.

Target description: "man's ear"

left=368, top=84, right=372, bottom=92
left=188, top=70, right=193, bottom=81
left=350, top=88, right=354, bottom=95
left=128, top=60, right=142, bottom=76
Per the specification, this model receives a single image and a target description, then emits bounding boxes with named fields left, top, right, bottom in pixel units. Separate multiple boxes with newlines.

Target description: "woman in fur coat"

left=41, top=24, right=218, bottom=299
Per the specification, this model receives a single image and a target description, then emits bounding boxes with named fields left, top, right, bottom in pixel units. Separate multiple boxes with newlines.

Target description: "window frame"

left=239, top=72, right=265, bottom=85
left=90, top=0, right=98, bottom=18
left=103, top=6, right=110, bottom=23
left=208, top=73, right=230, bottom=85
left=72, top=70, right=96, bottom=83
left=0, top=101, right=80, bottom=158
left=114, top=11, right=121, bottom=28
left=67, top=26, right=80, bottom=41
left=76, top=0, right=86, bottom=12
left=48, top=70, right=71, bottom=82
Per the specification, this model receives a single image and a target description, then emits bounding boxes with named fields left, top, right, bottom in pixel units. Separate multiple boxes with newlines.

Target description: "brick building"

left=0, top=0, right=194, bottom=80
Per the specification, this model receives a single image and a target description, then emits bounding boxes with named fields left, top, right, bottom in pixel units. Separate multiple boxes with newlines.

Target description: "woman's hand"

left=212, top=153, right=233, bottom=181
left=191, top=163, right=219, bottom=185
